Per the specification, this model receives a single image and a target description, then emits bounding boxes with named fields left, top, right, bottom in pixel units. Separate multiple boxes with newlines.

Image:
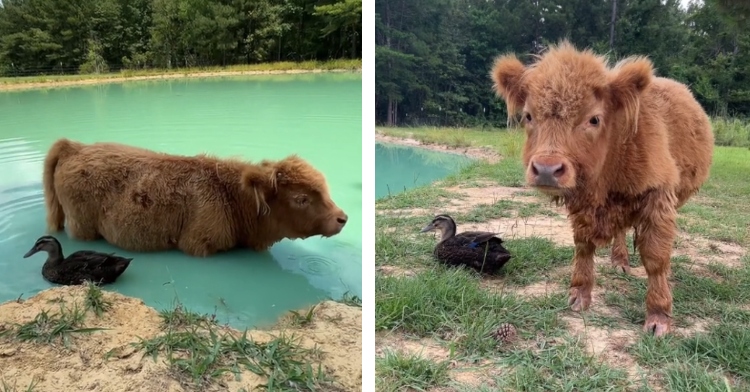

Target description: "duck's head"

left=420, top=214, right=457, bottom=240
left=23, top=236, right=62, bottom=258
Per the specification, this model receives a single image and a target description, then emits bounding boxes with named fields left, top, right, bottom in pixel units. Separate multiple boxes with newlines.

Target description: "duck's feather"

left=435, top=231, right=511, bottom=274
left=42, top=251, right=132, bottom=286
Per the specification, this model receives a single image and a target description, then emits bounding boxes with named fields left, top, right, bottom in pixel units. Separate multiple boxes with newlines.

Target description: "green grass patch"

left=0, top=59, right=361, bottom=86
left=375, top=267, right=567, bottom=356
left=4, top=303, right=106, bottom=348
left=376, top=185, right=461, bottom=210
left=630, top=322, right=750, bottom=390
left=134, top=302, right=331, bottom=390
left=501, top=237, right=574, bottom=286
left=497, top=338, right=635, bottom=391
left=603, top=256, right=750, bottom=328
left=457, top=200, right=521, bottom=222
left=375, top=350, right=450, bottom=392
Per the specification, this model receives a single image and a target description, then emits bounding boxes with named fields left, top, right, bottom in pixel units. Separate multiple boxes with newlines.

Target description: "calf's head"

left=242, top=155, right=348, bottom=240
left=491, top=41, right=654, bottom=196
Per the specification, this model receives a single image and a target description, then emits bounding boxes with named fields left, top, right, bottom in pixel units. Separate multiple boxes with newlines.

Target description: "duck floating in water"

left=420, top=214, right=512, bottom=274
left=23, top=235, right=132, bottom=285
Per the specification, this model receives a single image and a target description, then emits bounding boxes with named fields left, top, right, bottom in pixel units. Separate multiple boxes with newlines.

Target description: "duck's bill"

left=23, top=247, right=39, bottom=258
left=419, top=225, right=434, bottom=233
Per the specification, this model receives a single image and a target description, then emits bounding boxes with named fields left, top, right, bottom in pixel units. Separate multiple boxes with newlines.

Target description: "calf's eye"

left=525, top=113, right=532, bottom=122
left=589, top=116, right=600, bottom=126
left=294, top=195, right=309, bottom=206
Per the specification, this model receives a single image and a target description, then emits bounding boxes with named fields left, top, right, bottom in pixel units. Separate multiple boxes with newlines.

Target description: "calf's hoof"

left=568, top=286, right=592, bottom=312
left=643, top=312, right=672, bottom=337
left=610, top=255, right=631, bottom=274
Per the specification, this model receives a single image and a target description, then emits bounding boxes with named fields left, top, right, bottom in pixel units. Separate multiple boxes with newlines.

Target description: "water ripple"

left=296, top=255, right=337, bottom=276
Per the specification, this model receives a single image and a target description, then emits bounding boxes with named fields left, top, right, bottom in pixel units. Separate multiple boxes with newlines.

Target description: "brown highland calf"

left=491, top=41, right=714, bottom=336
left=42, top=139, right=348, bottom=257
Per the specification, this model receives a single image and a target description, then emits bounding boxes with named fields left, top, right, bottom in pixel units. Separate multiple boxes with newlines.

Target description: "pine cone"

left=491, top=323, right=518, bottom=345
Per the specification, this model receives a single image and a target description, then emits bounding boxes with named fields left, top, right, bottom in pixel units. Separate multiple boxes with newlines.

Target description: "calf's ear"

left=608, top=56, right=654, bottom=134
left=490, top=54, right=527, bottom=117
left=241, top=167, right=274, bottom=216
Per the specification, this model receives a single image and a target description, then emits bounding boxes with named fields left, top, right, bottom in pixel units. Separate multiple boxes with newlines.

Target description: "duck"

left=420, top=214, right=512, bottom=274
left=23, top=235, right=133, bottom=285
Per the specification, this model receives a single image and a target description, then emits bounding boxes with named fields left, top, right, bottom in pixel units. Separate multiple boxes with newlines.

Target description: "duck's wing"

left=456, top=231, right=503, bottom=248
left=65, top=251, right=132, bottom=270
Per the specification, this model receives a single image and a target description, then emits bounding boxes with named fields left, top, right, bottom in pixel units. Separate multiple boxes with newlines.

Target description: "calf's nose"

left=337, top=214, right=348, bottom=225
left=531, top=161, right=566, bottom=187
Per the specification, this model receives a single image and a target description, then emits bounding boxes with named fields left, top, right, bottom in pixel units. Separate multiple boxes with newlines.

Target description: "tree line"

left=0, top=0, right=361, bottom=76
left=375, top=0, right=750, bottom=127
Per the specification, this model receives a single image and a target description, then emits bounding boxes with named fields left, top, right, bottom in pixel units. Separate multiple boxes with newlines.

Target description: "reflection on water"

left=0, top=73, right=362, bottom=329
left=375, top=142, right=472, bottom=199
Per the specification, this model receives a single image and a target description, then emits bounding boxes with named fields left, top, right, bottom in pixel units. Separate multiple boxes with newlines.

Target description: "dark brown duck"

left=23, top=235, right=132, bottom=285
left=420, top=214, right=512, bottom=274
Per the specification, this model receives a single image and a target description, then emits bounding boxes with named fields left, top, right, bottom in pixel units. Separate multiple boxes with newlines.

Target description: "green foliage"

left=0, top=0, right=361, bottom=76
left=375, top=0, right=750, bottom=126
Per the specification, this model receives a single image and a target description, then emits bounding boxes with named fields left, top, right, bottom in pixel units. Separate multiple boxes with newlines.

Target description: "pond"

left=375, top=142, right=473, bottom=199
left=0, top=72, right=362, bottom=329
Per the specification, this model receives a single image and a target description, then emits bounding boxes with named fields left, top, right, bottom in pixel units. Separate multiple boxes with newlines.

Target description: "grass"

left=375, top=350, right=451, bottom=392
left=134, top=302, right=332, bottom=390
left=3, top=303, right=106, bottom=348
left=83, top=281, right=112, bottom=317
left=0, top=58, right=361, bottom=87
left=0, top=378, right=38, bottom=392
left=375, top=124, right=750, bottom=390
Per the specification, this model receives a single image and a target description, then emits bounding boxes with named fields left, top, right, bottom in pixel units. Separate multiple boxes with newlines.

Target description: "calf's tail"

left=43, top=138, right=77, bottom=232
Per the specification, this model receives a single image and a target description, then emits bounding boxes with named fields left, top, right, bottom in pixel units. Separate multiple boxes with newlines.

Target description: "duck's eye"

left=589, top=116, right=600, bottom=126
left=525, top=113, right=532, bottom=122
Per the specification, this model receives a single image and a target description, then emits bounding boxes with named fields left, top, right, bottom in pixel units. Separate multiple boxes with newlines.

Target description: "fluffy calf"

left=43, top=139, right=348, bottom=257
left=491, top=41, right=714, bottom=336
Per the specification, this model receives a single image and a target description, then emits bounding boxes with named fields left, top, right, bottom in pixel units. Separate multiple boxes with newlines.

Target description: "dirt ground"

left=0, top=286, right=362, bottom=391
left=0, top=68, right=358, bottom=92
left=375, top=136, right=748, bottom=390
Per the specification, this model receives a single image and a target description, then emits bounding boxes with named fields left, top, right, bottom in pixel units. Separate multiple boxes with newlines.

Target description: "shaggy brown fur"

left=43, top=139, right=348, bottom=257
left=491, top=41, right=714, bottom=336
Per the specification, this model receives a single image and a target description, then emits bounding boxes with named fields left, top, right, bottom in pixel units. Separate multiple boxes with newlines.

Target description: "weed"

left=158, top=302, right=216, bottom=329
left=288, top=305, right=317, bottom=327
left=339, top=291, right=362, bottom=307
left=83, top=281, right=112, bottom=317
left=9, top=303, right=106, bottom=348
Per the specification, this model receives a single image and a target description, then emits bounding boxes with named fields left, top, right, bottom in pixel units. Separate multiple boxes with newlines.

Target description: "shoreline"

left=0, top=67, right=361, bottom=92
left=0, top=285, right=362, bottom=391
left=375, top=130, right=503, bottom=163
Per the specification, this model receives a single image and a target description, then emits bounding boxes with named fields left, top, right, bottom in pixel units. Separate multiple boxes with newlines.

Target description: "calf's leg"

left=637, top=192, right=678, bottom=337
left=569, top=239, right=596, bottom=312
left=610, top=229, right=630, bottom=274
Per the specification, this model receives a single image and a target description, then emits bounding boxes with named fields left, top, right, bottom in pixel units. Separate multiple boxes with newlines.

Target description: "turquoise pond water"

left=375, top=142, right=473, bottom=199
left=0, top=72, right=362, bottom=329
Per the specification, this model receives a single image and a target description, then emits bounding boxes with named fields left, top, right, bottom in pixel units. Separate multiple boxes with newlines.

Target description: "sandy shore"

left=0, top=286, right=362, bottom=391
left=0, top=68, right=360, bottom=92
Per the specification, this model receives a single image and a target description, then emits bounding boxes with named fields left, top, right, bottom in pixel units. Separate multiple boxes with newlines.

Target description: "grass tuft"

left=83, top=281, right=112, bottom=317
left=7, top=303, right=106, bottom=348
left=375, top=350, right=450, bottom=392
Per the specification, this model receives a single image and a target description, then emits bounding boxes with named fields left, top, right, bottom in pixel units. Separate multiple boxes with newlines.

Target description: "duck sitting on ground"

left=420, top=214, right=512, bottom=274
left=23, top=235, right=133, bottom=285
